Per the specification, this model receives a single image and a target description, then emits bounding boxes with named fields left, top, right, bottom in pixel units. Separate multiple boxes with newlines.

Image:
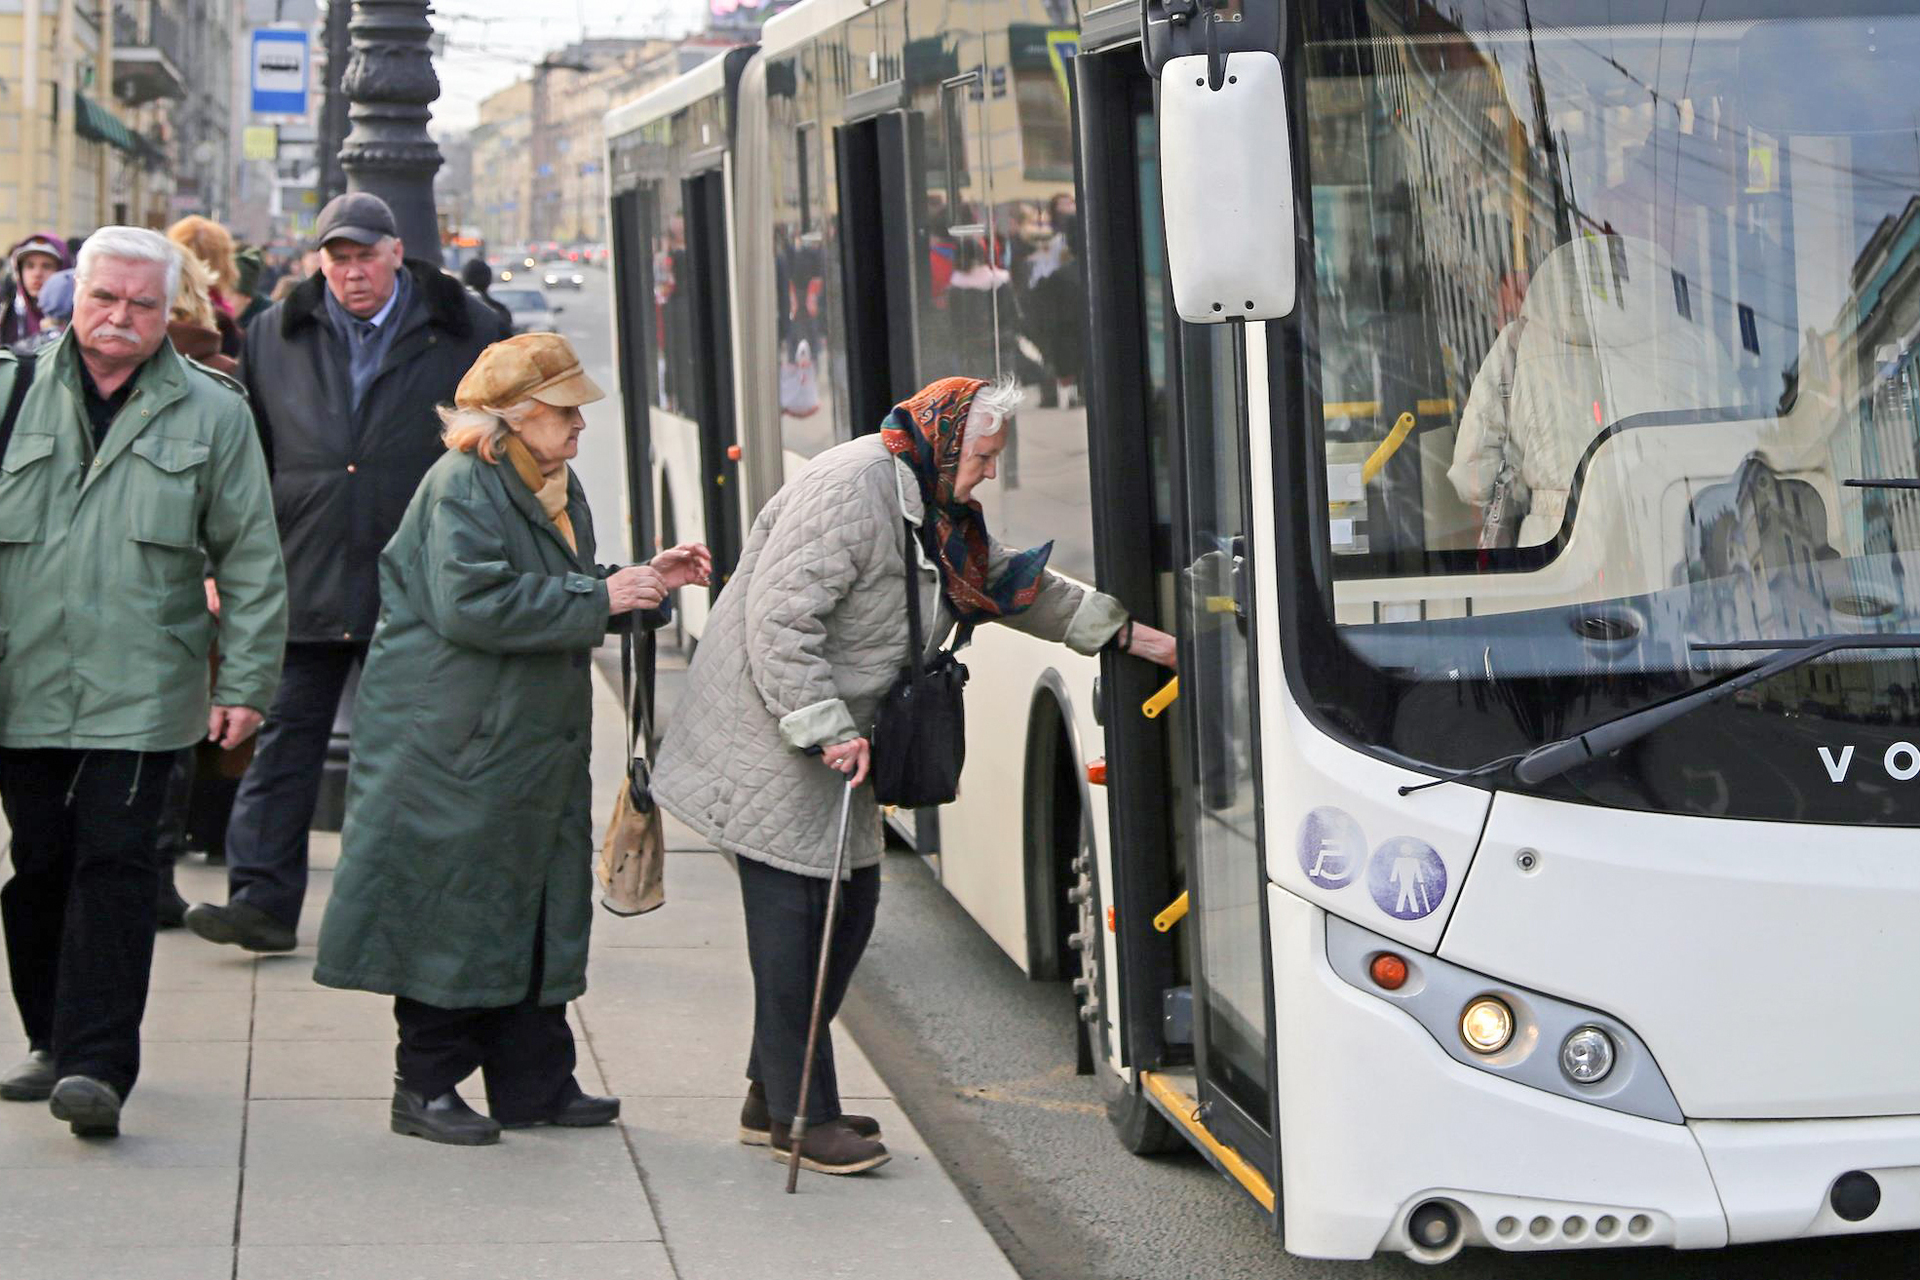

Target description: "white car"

left=492, top=285, right=559, bottom=334
left=541, top=262, right=586, bottom=291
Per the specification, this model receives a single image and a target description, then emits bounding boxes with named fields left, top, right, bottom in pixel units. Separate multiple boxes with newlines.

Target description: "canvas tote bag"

left=596, top=625, right=666, bottom=916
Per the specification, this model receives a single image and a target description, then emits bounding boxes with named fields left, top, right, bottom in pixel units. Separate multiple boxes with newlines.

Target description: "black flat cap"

left=314, top=192, right=399, bottom=247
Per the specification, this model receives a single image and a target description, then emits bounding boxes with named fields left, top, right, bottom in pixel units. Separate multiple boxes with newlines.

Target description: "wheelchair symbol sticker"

left=1367, top=837, right=1446, bottom=920
left=1296, top=807, right=1363, bottom=890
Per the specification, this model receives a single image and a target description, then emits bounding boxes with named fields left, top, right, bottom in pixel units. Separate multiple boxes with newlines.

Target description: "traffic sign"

left=251, top=30, right=310, bottom=116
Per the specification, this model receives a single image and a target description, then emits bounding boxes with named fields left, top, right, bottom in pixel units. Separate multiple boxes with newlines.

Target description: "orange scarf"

left=503, top=434, right=576, bottom=552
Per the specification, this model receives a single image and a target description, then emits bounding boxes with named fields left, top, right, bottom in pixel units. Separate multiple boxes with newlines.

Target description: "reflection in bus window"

left=644, top=184, right=693, bottom=418
left=1292, top=3, right=1920, bottom=821
left=771, top=55, right=840, bottom=461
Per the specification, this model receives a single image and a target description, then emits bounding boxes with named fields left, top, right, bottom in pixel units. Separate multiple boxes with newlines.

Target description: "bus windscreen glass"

left=1291, top=2, right=1920, bottom=821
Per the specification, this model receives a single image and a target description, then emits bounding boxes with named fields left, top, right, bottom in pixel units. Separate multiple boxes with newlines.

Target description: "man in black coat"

left=184, top=193, right=508, bottom=953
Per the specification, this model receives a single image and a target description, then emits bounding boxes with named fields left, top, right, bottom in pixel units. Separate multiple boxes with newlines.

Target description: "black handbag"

left=870, top=520, right=969, bottom=808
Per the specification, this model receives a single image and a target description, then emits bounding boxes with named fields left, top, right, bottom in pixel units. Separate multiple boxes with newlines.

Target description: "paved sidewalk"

left=0, top=657, right=1020, bottom=1280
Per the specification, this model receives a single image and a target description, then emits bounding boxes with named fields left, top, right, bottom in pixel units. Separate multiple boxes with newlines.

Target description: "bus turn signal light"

left=1369, top=953, right=1408, bottom=990
left=1087, top=758, right=1108, bottom=786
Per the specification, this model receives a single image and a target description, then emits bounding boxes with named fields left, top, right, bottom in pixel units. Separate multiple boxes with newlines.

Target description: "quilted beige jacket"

left=652, top=433, right=1125, bottom=878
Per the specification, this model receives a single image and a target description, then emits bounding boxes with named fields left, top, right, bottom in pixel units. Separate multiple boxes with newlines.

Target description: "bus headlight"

left=1459, top=997, right=1513, bottom=1054
left=1561, top=1026, right=1615, bottom=1084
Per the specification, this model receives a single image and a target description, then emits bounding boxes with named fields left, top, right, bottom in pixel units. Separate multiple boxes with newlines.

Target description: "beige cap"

left=455, top=332, right=605, bottom=411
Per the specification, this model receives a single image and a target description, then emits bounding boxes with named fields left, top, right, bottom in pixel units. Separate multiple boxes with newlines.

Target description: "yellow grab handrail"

left=1360, top=411, right=1418, bottom=485
left=1153, top=891, right=1190, bottom=933
left=1142, top=677, right=1180, bottom=719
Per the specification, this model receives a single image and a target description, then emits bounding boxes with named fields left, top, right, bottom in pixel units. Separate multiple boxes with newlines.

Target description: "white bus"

left=608, top=0, right=1920, bottom=1263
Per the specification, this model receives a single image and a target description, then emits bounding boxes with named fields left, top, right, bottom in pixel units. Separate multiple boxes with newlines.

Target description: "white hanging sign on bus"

left=251, top=29, right=310, bottom=117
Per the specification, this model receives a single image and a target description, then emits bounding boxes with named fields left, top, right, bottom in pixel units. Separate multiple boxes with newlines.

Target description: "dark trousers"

left=392, top=901, right=579, bottom=1124
left=155, top=749, right=193, bottom=905
left=0, top=748, right=176, bottom=1097
left=225, top=641, right=364, bottom=927
left=737, top=855, right=881, bottom=1126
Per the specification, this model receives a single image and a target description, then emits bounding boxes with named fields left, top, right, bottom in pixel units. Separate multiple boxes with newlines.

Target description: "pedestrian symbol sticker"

left=1367, top=837, right=1446, bottom=920
left=1295, top=807, right=1363, bottom=890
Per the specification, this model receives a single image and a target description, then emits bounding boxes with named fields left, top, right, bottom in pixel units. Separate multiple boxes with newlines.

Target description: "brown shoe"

left=738, top=1081, right=881, bottom=1146
left=768, top=1118, right=890, bottom=1175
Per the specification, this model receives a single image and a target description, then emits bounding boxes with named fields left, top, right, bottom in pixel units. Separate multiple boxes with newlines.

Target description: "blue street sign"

left=251, top=30, right=310, bottom=116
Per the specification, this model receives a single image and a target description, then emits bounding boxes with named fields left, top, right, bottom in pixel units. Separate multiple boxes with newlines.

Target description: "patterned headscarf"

left=880, top=377, right=1053, bottom=624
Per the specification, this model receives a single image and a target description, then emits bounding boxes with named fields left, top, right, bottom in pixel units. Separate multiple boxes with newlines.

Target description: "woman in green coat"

left=313, top=333, right=710, bottom=1146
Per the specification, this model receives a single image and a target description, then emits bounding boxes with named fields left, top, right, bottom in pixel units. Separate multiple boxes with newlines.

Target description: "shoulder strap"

left=900, top=519, right=926, bottom=674
left=0, top=352, right=38, bottom=463
left=620, top=621, right=657, bottom=769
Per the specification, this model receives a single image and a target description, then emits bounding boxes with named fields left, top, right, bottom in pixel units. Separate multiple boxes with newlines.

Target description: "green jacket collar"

left=52, top=331, right=192, bottom=479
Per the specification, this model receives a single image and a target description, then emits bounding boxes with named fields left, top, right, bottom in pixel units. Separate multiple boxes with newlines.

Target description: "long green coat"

left=313, top=446, right=615, bottom=1009
left=0, top=335, right=287, bottom=750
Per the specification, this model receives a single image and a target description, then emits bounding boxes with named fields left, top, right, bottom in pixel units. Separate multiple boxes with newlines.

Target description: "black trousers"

left=225, top=641, right=365, bottom=927
left=737, top=855, right=881, bottom=1126
left=0, top=748, right=176, bottom=1097
left=392, top=902, right=580, bottom=1124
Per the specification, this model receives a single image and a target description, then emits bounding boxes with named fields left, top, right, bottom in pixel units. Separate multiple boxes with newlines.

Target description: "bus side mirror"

left=1159, top=52, right=1296, bottom=324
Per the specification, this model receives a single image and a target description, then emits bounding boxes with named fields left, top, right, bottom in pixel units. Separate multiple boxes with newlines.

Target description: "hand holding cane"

left=787, top=756, right=857, bottom=1193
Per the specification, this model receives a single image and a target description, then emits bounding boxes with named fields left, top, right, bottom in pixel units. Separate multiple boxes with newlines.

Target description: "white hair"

left=76, top=226, right=183, bottom=303
left=969, top=375, right=1025, bottom=437
left=437, top=398, right=541, bottom=463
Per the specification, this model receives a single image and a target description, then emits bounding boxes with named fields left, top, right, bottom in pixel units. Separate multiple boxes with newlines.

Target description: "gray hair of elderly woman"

left=76, top=226, right=183, bottom=303
left=969, top=375, right=1024, bottom=438
left=437, top=400, right=542, bottom=465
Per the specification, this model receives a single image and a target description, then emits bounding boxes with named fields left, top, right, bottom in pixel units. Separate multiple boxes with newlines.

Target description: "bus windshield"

left=1291, top=2, right=1920, bottom=822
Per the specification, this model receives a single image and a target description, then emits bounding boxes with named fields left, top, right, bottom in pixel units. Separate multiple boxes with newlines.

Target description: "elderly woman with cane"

left=653, top=375, right=1175, bottom=1175
left=313, top=333, right=710, bottom=1145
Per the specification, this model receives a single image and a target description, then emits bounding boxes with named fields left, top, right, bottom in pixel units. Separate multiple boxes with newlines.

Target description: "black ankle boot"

left=739, top=1080, right=881, bottom=1146
left=390, top=1082, right=501, bottom=1146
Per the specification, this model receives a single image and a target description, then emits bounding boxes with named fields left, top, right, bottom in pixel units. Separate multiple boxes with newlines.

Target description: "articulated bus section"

left=607, top=0, right=1920, bottom=1263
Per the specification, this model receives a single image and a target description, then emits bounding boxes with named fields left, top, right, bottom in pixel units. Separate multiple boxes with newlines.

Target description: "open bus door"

left=833, top=110, right=922, bottom=435
left=683, top=168, right=744, bottom=592
left=1078, top=40, right=1281, bottom=1221
left=832, top=104, right=944, bottom=855
left=610, top=187, right=655, bottom=562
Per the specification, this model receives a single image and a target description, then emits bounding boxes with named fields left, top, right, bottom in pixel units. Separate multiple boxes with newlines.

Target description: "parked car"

left=541, top=262, right=586, bottom=291
left=492, top=285, right=560, bottom=334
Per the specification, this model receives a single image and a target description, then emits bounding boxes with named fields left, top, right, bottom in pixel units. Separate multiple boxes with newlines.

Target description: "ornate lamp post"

left=340, top=0, right=443, bottom=256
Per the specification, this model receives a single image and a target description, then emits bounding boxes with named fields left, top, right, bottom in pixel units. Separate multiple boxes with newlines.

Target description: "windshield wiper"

left=1845, top=478, right=1920, bottom=490
left=1401, top=634, right=1920, bottom=795
left=1512, top=634, right=1920, bottom=784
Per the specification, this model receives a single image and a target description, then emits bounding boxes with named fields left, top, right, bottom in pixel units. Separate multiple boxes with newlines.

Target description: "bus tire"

left=1105, top=1073, right=1183, bottom=1156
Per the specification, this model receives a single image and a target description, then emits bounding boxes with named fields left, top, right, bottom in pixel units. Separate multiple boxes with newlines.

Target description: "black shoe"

left=501, top=1091, right=621, bottom=1130
left=738, top=1080, right=880, bottom=1146
left=184, top=901, right=296, bottom=953
left=157, top=883, right=189, bottom=931
left=390, top=1084, right=501, bottom=1146
left=769, top=1118, right=890, bottom=1175
left=0, top=1050, right=56, bottom=1102
left=49, top=1076, right=122, bottom=1137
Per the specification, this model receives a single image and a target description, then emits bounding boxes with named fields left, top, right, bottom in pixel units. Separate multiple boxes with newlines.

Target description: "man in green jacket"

left=0, top=227, right=288, bottom=1138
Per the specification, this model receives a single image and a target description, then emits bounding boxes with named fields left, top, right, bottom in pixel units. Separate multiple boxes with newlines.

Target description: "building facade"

left=471, top=76, right=533, bottom=250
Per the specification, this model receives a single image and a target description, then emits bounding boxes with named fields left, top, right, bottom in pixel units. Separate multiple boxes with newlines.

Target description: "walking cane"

left=786, top=772, right=857, bottom=1193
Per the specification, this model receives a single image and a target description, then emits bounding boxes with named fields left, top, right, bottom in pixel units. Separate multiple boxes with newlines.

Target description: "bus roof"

left=759, top=0, right=873, bottom=57
left=605, top=49, right=739, bottom=140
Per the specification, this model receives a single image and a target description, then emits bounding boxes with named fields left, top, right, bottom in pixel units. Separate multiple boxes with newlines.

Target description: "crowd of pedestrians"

left=0, top=194, right=703, bottom=1141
